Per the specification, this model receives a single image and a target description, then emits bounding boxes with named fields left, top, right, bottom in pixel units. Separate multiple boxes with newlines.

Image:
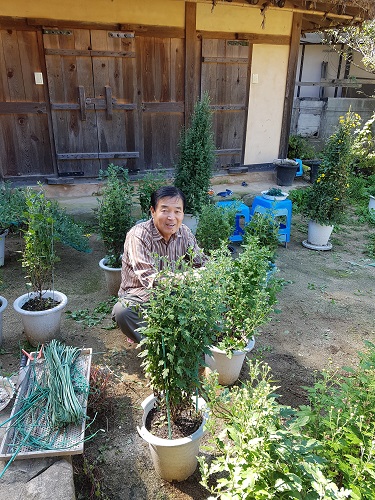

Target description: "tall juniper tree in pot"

left=97, top=164, right=135, bottom=295
left=174, top=92, right=215, bottom=219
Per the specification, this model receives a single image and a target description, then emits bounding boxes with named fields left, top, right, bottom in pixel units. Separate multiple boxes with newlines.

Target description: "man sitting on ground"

left=111, top=185, right=207, bottom=343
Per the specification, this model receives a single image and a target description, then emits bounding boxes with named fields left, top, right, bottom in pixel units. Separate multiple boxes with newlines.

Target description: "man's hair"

left=150, top=186, right=186, bottom=211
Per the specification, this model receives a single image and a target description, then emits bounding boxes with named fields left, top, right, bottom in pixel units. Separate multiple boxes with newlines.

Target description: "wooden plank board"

left=0, top=31, right=10, bottom=101
left=45, top=48, right=135, bottom=57
left=201, top=38, right=249, bottom=167
left=0, top=348, right=92, bottom=460
left=1, top=29, right=25, bottom=101
left=17, top=31, right=45, bottom=102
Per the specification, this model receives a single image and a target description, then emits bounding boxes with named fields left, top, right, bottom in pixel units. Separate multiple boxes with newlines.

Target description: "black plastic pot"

left=274, top=160, right=299, bottom=186
left=303, top=160, right=322, bottom=184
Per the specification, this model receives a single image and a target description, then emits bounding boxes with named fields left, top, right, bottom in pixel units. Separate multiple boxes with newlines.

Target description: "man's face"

left=150, top=196, right=184, bottom=241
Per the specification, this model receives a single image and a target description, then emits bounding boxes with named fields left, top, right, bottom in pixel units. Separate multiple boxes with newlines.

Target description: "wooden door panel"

left=44, top=28, right=138, bottom=176
left=0, top=29, right=53, bottom=178
left=137, top=36, right=184, bottom=169
left=201, top=39, right=250, bottom=168
left=90, top=30, right=137, bottom=170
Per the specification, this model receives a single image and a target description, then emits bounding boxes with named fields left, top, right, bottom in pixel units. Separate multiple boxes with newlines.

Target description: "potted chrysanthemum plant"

left=302, top=110, right=360, bottom=250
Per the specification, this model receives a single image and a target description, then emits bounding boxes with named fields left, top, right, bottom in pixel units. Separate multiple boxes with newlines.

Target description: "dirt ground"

left=0, top=183, right=374, bottom=499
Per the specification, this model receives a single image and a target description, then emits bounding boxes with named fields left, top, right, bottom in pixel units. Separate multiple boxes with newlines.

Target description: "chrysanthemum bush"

left=199, top=341, right=375, bottom=499
left=303, top=111, right=360, bottom=226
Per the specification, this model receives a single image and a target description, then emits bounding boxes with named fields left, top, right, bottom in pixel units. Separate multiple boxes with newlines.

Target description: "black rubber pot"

left=304, top=160, right=322, bottom=184
left=275, top=161, right=299, bottom=186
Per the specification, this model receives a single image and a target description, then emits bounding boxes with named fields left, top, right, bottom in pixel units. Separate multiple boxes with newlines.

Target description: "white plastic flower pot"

left=302, top=220, right=334, bottom=251
left=137, top=394, right=207, bottom=482
left=0, top=229, right=9, bottom=267
left=182, top=214, right=199, bottom=235
left=369, top=195, right=375, bottom=212
left=205, top=337, right=255, bottom=386
left=13, top=290, right=68, bottom=347
left=99, top=258, right=122, bottom=296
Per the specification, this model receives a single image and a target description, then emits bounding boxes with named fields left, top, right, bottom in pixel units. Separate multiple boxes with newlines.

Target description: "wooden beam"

left=279, top=12, right=302, bottom=159
left=141, top=102, right=184, bottom=113
left=202, top=57, right=248, bottom=64
left=44, top=48, right=135, bottom=58
left=198, top=31, right=290, bottom=45
left=0, top=102, right=47, bottom=113
left=185, top=2, right=198, bottom=127
left=120, top=24, right=184, bottom=38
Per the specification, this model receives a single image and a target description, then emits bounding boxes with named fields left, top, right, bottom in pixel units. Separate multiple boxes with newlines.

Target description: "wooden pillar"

left=278, top=13, right=302, bottom=159
left=184, top=1, right=198, bottom=127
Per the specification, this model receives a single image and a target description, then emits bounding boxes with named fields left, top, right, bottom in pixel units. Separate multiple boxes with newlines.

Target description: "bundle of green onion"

left=44, top=340, right=88, bottom=427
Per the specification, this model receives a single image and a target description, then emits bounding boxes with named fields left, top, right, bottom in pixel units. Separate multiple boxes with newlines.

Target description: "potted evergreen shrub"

left=301, top=111, right=360, bottom=250
left=13, top=186, right=91, bottom=346
left=205, top=237, right=279, bottom=385
left=96, top=164, right=135, bottom=295
left=174, top=92, right=215, bottom=233
left=137, top=254, right=225, bottom=481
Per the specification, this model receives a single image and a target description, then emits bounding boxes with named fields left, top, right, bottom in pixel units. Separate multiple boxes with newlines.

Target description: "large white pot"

left=99, top=258, right=122, bottom=296
left=183, top=214, right=199, bottom=235
left=137, top=394, right=207, bottom=482
left=302, top=220, right=334, bottom=251
left=0, top=295, right=8, bottom=345
left=13, top=290, right=68, bottom=346
left=205, top=337, right=255, bottom=386
left=0, top=229, right=9, bottom=267
left=369, top=195, right=375, bottom=212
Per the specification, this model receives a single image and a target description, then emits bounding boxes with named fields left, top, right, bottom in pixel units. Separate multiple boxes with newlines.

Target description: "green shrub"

left=351, top=112, right=375, bottom=177
left=96, top=164, right=134, bottom=267
left=195, top=203, right=237, bottom=253
left=298, top=341, right=375, bottom=497
left=287, top=187, right=310, bottom=214
left=302, top=112, right=359, bottom=225
left=288, top=134, right=317, bottom=160
left=174, top=92, right=215, bottom=215
left=137, top=170, right=169, bottom=219
left=200, top=360, right=348, bottom=499
left=0, top=182, right=27, bottom=233
left=243, top=210, right=280, bottom=262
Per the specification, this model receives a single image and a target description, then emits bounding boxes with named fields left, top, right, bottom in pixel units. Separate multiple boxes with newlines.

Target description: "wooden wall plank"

left=18, top=31, right=44, bottom=102
left=170, top=38, right=184, bottom=102
left=1, top=29, right=25, bottom=101
left=0, top=31, right=10, bottom=101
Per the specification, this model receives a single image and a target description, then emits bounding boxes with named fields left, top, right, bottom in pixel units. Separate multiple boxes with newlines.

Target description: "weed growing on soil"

left=66, top=297, right=117, bottom=328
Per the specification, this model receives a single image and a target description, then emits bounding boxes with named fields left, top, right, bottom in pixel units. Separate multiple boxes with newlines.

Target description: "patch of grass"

left=323, top=268, right=353, bottom=278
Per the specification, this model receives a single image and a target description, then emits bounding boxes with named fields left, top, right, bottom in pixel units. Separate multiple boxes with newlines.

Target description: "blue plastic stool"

left=250, top=196, right=292, bottom=247
left=295, top=158, right=303, bottom=177
left=216, top=200, right=251, bottom=242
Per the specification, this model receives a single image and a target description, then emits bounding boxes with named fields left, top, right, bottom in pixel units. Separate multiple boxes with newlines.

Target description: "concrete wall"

left=291, top=97, right=375, bottom=150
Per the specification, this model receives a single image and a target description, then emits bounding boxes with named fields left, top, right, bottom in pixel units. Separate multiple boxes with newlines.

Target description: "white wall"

left=244, top=44, right=289, bottom=164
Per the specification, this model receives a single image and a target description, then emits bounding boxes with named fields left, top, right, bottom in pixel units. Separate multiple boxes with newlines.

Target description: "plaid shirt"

left=118, top=218, right=207, bottom=301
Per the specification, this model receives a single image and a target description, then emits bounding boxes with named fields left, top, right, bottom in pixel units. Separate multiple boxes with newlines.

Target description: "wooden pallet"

left=0, top=348, right=92, bottom=460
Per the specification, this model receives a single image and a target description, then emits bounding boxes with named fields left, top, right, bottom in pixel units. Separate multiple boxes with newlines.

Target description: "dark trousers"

left=111, top=295, right=147, bottom=343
